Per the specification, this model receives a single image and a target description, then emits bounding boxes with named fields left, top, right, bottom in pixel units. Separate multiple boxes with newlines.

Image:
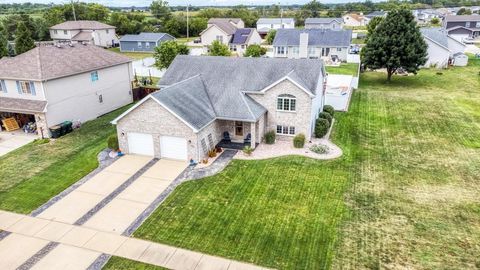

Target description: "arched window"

left=277, top=94, right=296, bottom=112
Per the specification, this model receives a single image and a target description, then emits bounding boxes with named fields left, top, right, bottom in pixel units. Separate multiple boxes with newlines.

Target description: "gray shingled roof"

left=119, top=32, right=174, bottom=42
left=0, top=44, right=131, bottom=81
left=156, top=56, right=324, bottom=129
left=420, top=28, right=449, bottom=49
left=205, top=19, right=238, bottom=35
left=445, top=15, right=480, bottom=22
left=273, top=29, right=352, bottom=47
left=257, top=18, right=295, bottom=24
left=0, top=97, right=47, bottom=113
left=71, top=31, right=92, bottom=41
left=151, top=75, right=216, bottom=130
left=50, top=20, right=115, bottom=30
left=305, top=18, right=342, bottom=24
left=365, top=11, right=387, bottom=18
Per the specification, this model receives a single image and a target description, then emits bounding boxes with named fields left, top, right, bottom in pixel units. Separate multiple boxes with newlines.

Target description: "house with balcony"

left=0, top=44, right=133, bottom=137
left=49, top=20, right=118, bottom=47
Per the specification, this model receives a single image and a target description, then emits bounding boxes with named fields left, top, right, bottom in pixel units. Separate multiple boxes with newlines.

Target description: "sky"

left=0, top=0, right=370, bottom=7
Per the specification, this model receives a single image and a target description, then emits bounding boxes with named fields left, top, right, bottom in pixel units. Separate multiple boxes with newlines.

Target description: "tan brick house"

left=112, top=56, right=327, bottom=162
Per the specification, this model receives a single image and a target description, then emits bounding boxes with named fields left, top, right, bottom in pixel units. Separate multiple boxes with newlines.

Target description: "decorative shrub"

left=323, top=105, right=335, bottom=117
left=243, top=145, right=253, bottom=155
left=310, top=144, right=329, bottom=154
left=215, top=146, right=223, bottom=153
left=107, top=134, right=119, bottom=151
left=293, top=133, right=306, bottom=148
left=265, top=130, right=276, bottom=144
left=315, top=118, right=330, bottom=138
left=208, top=149, right=217, bottom=158
left=318, top=112, right=332, bottom=126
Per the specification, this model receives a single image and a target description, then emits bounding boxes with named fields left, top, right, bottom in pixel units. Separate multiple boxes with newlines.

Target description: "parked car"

left=349, top=45, right=360, bottom=54
left=462, top=37, right=474, bottom=44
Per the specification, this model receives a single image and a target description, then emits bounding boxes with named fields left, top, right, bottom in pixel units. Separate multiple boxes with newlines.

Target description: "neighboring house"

left=119, top=32, right=175, bottom=52
left=305, top=18, right=343, bottom=29
left=49, top=20, right=118, bottom=47
left=365, top=11, right=387, bottom=20
left=342, top=14, right=369, bottom=27
left=229, top=28, right=262, bottom=56
left=272, top=29, right=352, bottom=61
left=111, top=56, right=327, bottom=161
left=443, top=15, right=480, bottom=42
left=256, top=18, right=295, bottom=38
left=0, top=44, right=133, bottom=137
left=200, top=18, right=245, bottom=48
left=413, top=9, right=442, bottom=24
left=421, top=27, right=467, bottom=68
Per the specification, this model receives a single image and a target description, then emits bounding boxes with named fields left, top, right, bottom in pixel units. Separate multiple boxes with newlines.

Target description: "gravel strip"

left=86, top=254, right=111, bottom=270
left=16, top=242, right=59, bottom=270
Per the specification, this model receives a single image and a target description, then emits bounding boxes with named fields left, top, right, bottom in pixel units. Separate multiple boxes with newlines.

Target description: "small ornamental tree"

left=154, top=40, right=189, bottom=69
left=265, top=29, right=276, bottom=45
left=430, top=17, right=440, bottom=25
left=14, top=21, right=35, bottom=55
left=244, top=44, right=267, bottom=57
left=362, top=8, right=428, bottom=81
left=208, top=40, right=231, bottom=56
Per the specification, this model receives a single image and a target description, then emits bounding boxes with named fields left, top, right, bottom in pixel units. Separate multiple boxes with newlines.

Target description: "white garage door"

left=160, top=136, right=188, bottom=160
left=127, top=133, right=154, bottom=156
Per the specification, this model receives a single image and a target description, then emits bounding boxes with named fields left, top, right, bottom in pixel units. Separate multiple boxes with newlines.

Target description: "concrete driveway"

left=0, top=131, right=37, bottom=157
left=0, top=155, right=189, bottom=269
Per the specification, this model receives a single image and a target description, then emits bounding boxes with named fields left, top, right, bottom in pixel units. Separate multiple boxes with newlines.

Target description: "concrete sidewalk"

left=0, top=210, right=268, bottom=270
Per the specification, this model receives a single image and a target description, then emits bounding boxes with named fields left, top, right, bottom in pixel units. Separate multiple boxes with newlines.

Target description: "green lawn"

left=0, top=106, right=130, bottom=214
left=351, top=38, right=365, bottom=44
left=103, top=257, right=165, bottom=270
left=107, top=47, right=153, bottom=60
left=127, top=58, right=480, bottom=269
left=326, top=63, right=359, bottom=76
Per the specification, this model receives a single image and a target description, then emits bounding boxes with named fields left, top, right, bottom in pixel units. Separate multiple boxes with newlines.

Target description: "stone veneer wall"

left=116, top=99, right=198, bottom=160
left=248, top=79, right=313, bottom=141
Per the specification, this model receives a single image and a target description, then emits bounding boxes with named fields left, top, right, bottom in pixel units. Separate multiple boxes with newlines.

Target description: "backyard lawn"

left=107, top=47, right=153, bottom=60
left=129, top=58, right=480, bottom=269
left=326, top=63, right=359, bottom=76
left=0, top=106, right=129, bottom=214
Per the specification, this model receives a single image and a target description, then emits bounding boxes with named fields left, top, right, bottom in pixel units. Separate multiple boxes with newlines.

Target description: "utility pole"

left=186, top=3, right=189, bottom=41
left=71, top=0, right=77, bottom=21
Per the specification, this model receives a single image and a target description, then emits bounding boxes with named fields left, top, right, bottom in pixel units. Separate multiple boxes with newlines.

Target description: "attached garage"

left=127, top=133, right=154, bottom=156
left=160, top=136, right=188, bottom=160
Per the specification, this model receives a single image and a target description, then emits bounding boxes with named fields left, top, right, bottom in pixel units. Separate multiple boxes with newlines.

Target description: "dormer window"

left=277, top=94, right=296, bottom=112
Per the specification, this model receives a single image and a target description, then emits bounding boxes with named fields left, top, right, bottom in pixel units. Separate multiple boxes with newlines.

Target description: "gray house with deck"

left=119, top=32, right=175, bottom=52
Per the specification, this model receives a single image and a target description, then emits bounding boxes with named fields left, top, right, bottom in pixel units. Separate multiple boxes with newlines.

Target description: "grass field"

left=326, top=63, right=359, bottom=76
left=128, top=58, right=480, bottom=269
left=107, top=47, right=153, bottom=60
left=0, top=106, right=129, bottom=214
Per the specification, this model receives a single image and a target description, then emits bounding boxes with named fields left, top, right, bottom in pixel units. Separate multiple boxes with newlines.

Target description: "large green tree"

left=302, top=0, right=325, bottom=18
left=150, top=0, right=171, bottom=21
left=362, top=8, right=427, bottom=81
left=366, top=16, right=384, bottom=37
left=0, top=27, right=8, bottom=58
left=208, top=40, right=230, bottom=56
left=154, top=40, right=189, bottom=69
left=14, top=21, right=35, bottom=55
left=265, top=30, right=276, bottom=45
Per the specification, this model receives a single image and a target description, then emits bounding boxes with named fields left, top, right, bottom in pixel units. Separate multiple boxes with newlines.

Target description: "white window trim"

left=19, top=81, right=33, bottom=95
left=276, top=125, right=296, bottom=136
left=277, top=96, right=297, bottom=112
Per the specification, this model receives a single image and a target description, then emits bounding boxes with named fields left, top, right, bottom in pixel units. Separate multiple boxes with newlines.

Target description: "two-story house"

left=305, top=18, right=343, bottom=29
left=256, top=18, right=295, bottom=38
left=111, top=56, right=327, bottom=161
left=342, top=14, right=369, bottom=27
left=0, top=44, right=133, bottom=137
left=49, top=20, right=118, bottom=47
left=200, top=18, right=244, bottom=48
left=443, top=15, right=480, bottom=42
left=421, top=27, right=467, bottom=68
left=272, top=29, right=352, bottom=62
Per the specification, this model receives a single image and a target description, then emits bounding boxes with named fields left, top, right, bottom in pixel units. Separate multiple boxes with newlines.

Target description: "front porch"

left=216, top=140, right=259, bottom=150
left=215, top=117, right=266, bottom=151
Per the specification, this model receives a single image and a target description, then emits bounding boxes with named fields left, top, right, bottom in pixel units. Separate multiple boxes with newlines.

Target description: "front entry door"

left=235, top=121, right=243, bottom=136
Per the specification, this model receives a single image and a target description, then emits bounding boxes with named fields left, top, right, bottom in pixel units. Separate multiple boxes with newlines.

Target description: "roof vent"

left=82, top=41, right=87, bottom=46
left=56, top=43, right=62, bottom=48
left=69, top=43, right=74, bottom=47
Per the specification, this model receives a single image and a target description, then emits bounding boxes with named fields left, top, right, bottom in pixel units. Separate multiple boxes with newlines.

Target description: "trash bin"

left=61, top=121, right=73, bottom=135
left=50, top=125, right=62, bottom=138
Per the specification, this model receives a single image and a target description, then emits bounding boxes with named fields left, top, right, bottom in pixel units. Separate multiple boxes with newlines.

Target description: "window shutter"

left=29, top=82, right=36, bottom=95
left=1, top=80, right=6, bottom=93
left=16, top=81, right=21, bottom=94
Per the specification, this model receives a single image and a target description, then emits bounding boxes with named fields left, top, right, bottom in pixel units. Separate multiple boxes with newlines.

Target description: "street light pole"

left=186, top=3, right=190, bottom=41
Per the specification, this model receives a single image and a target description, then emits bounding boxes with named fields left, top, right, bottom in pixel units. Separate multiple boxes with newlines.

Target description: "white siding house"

left=305, top=18, right=343, bottom=29
left=49, top=20, right=118, bottom=47
left=0, top=44, right=133, bottom=137
left=421, top=27, right=467, bottom=68
left=256, top=18, right=295, bottom=37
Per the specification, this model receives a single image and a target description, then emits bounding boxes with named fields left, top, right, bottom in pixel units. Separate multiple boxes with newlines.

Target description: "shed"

left=119, top=32, right=175, bottom=52
left=452, top=52, right=468, bottom=66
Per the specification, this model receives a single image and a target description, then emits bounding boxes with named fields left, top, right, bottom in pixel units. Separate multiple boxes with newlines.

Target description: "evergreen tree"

left=14, top=21, right=36, bottom=55
left=0, top=26, right=8, bottom=58
left=362, top=8, right=427, bottom=81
